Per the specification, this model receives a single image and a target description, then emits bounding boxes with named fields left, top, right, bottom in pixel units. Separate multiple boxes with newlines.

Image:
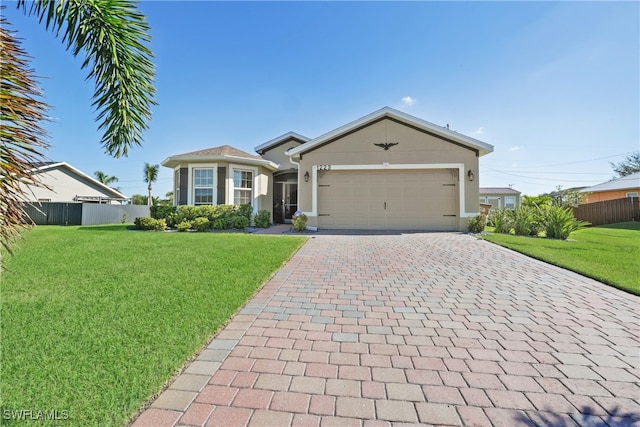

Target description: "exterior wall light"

left=304, top=171, right=310, bottom=182
left=467, top=170, right=475, bottom=181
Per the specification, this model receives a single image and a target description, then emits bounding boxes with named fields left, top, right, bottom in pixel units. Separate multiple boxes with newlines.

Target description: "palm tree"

left=143, top=163, right=159, bottom=207
left=94, top=170, right=119, bottom=189
left=1, top=1, right=156, bottom=255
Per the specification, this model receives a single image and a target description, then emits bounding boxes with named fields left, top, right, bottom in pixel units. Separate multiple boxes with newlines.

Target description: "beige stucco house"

left=162, top=107, right=494, bottom=231
left=22, top=162, right=127, bottom=204
left=479, top=187, right=521, bottom=210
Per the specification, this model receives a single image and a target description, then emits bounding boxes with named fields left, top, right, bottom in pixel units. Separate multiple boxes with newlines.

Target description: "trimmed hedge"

left=143, top=204, right=274, bottom=231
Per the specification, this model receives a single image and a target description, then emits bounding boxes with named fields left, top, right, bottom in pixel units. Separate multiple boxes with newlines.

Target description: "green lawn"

left=0, top=225, right=305, bottom=426
left=481, top=222, right=640, bottom=295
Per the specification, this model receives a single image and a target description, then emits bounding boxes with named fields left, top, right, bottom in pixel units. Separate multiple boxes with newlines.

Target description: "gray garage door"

left=317, top=169, right=458, bottom=230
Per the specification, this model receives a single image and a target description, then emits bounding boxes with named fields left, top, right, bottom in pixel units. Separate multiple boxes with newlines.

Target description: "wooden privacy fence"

left=22, top=203, right=150, bottom=226
left=573, top=197, right=639, bottom=226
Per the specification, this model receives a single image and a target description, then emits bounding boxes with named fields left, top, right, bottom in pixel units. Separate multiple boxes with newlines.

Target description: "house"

left=479, top=187, right=521, bottom=210
left=22, top=162, right=128, bottom=204
left=162, top=107, right=494, bottom=231
left=580, top=172, right=640, bottom=203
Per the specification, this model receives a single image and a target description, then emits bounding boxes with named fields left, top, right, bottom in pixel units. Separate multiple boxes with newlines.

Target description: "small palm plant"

left=545, top=206, right=590, bottom=240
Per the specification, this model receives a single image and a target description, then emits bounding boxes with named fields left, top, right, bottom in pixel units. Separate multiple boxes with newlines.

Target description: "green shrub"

left=254, top=210, right=271, bottom=228
left=197, top=205, right=218, bottom=222
left=150, top=205, right=183, bottom=227
left=176, top=221, right=192, bottom=232
left=214, top=204, right=238, bottom=220
left=231, top=215, right=250, bottom=230
left=292, top=213, right=307, bottom=232
left=213, top=217, right=230, bottom=230
left=134, top=217, right=166, bottom=231
left=177, top=205, right=201, bottom=221
left=164, top=212, right=185, bottom=228
left=192, top=217, right=210, bottom=232
left=544, top=206, right=590, bottom=240
left=467, top=214, right=486, bottom=233
left=489, top=209, right=512, bottom=234
left=150, top=205, right=177, bottom=220
left=237, top=204, right=253, bottom=222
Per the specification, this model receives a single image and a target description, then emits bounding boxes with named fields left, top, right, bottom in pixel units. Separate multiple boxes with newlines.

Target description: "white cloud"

left=476, top=127, right=485, bottom=135
left=401, top=96, right=416, bottom=107
left=508, top=145, right=524, bottom=152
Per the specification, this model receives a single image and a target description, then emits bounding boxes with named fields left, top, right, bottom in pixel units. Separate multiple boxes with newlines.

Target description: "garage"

left=317, top=169, right=458, bottom=230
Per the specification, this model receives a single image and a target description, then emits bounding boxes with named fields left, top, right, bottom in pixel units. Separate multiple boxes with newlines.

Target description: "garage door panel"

left=318, top=169, right=458, bottom=230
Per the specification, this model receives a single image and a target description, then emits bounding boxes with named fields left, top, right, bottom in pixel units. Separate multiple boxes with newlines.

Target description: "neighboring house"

left=479, top=187, right=521, bottom=210
left=580, top=172, right=640, bottom=203
left=162, top=107, right=494, bottom=231
left=22, top=162, right=127, bottom=204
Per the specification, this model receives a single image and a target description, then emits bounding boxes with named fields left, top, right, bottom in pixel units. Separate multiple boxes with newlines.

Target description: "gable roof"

left=286, top=107, right=494, bottom=158
left=161, top=145, right=278, bottom=170
left=580, top=172, right=640, bottom=193
left=480, top=187, right=521, bottom=195
left=30, top=162, right=127, bottom=199
left=254, top=132, right=310, bottom=155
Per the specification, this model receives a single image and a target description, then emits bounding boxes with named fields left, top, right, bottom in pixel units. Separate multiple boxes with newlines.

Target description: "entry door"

left=274, top=182, right=298, bottom=223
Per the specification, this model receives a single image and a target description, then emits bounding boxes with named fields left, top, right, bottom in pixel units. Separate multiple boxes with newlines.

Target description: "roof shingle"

left=479, top=187, right=521, bottom=195
left=174, top=145, right=263, bottom=160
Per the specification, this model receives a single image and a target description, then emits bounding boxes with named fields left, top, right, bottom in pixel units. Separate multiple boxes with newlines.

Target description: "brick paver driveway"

left=133, top=232, right=639, bottom=427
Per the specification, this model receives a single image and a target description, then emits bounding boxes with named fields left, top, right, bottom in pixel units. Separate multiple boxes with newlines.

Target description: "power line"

left=482, top=166, right=607, bottom=183
left=482, top=151, right=636, bottom=169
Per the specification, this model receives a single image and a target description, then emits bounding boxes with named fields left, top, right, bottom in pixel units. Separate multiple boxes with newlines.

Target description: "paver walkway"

left=132, top=232, right=639, bottom=427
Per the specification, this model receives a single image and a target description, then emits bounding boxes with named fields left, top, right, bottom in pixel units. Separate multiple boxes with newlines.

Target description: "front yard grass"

left=0, top=225, right=305, bottom=426
left=481, top=221, right=640, bottom=295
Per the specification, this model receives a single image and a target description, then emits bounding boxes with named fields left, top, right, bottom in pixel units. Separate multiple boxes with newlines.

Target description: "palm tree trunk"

left=148, top=184, right=152, bottom=206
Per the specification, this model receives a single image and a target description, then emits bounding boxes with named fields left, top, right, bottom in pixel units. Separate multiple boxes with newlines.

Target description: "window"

left=504, top=196, right=516, bottom=209
left=193, top=168, right=214, bottom=205
left=626, top=192, right=638, bottom=198
left=233, top=169, right=253, bottom=206
left=486, top=196, right=501, bottom=210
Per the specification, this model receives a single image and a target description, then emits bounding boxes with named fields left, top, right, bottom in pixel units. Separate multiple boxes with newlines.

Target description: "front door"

left=273, top=182, right=298, bottom=223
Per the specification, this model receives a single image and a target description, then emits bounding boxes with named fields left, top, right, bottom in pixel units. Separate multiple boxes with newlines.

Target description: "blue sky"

left=3, top=1, right=639, bottom=198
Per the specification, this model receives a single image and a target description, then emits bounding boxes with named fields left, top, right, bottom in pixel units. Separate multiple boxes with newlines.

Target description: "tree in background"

left=1, top=1, right=156, bottom=254
left=130, top=194, right=147, bottom=205
left=522, top=195, right=554, bottom=208
left=143, top=163, right=159, bottom=206
left=94, top=170, right=119, bottom=191
left=610, top=151, right=640, bottom=177
left=552, top=186, right=585, bottom=208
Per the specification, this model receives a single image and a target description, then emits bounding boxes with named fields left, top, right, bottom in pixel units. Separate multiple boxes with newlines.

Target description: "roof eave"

left=254, top=132, right=310, bottom=154
left=161, top=154, right=279, bottom=171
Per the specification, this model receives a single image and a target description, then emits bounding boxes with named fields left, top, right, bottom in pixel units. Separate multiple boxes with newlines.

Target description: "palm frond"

left=0, top=14, right=51, bottom=254
left=19, top=0, right=156, bottom=158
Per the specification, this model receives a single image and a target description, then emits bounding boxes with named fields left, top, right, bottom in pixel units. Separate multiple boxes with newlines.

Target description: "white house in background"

left=479, top=187, right=521, bottom=210
left=22, top=162, right=128, bottom=204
